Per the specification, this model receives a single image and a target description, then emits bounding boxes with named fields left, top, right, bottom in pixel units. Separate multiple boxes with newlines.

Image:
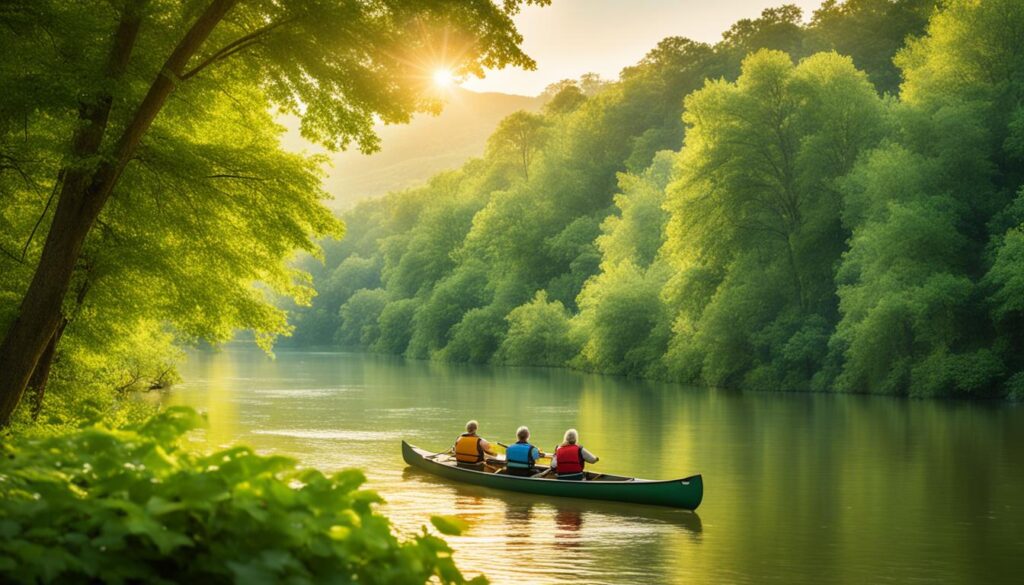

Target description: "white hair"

left=466, top=420, right=478, bottom=433
left=562, top=428, right=578, bottom=445
left=516, top=426, right=530, bottom=440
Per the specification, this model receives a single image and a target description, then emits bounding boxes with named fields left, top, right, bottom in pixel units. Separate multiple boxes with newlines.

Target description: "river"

left=166, top=346, right=1023, bottom=584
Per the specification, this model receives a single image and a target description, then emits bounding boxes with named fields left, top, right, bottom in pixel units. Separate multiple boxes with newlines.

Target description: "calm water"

left=167, top=347, right=1024, bottom=584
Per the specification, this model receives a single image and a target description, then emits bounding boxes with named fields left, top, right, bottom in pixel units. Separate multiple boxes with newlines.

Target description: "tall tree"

left=662, top=50, right=886, bottom=389
left=0, top=0, right=548, bottom=425
left=487, top=111, right=546, bottom=179
left=831, top=0, right=1024, bottom=397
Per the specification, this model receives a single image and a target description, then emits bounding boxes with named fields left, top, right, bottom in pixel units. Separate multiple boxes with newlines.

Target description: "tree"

left=719, top=5, right=808, bottom=74
left=373, top=298, right=420, bottom=355
left=0, top=0, right=549, bottom=425
left=572, top=261, right=671, bottom=378
left=486, top=111, right=546, bottom=179
left=2, top=83, right=339, bottom=417
left=543, top=82, right=587, bottom=115
left=596, top=151, right=673, bottom=268
left=807, top=0, right=936, bottom=95
left=337, top=289, right=389, bottom=348
left=495, top=291, right=577, bottom=366
left=662, top=50, right=886, bottom=390
left=830, top=0, right=1024, bottom=397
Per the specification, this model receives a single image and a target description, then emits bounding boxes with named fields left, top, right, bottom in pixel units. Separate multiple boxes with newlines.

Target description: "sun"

left=432, top=68, right=455, bottom=88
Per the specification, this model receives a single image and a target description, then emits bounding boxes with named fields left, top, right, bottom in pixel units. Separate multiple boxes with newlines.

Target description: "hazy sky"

left=462, top=0, right=825, bottom=96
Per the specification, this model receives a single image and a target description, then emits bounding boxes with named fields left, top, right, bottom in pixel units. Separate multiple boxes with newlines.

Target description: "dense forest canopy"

left=288, top=0, right=1024, bottom=400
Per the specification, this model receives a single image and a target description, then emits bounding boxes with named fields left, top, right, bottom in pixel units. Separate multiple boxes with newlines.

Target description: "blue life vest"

left=506, top=441, right=537, bottom=469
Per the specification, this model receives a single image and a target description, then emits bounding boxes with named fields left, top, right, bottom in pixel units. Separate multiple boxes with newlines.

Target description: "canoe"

left=401, top=441, right=703, bottom=510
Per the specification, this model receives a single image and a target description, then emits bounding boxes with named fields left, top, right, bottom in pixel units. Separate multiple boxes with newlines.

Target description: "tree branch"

left=206, top=173, right=268, bottom=181
left=0, top=246, right=25, bottom=264
left=21, top=170, right=64, bottom=261
left=181, top=17, right=296, bottom=81
left=86, top=0, right=240, bottom=214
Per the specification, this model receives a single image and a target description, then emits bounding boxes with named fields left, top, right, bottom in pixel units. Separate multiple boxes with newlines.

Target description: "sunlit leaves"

left=662, top=49, right=886, bottom=390
left=494, top=291, right=577, bottom=367
left=430, top=515, right=469, bottom=536
left=0, top=407, right=482, bottom=584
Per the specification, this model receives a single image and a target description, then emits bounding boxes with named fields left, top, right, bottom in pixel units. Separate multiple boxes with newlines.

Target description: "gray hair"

left=466, top=420, right=479, bottom=433
left=516, top=426, right=530, bottom=441
left=562, top=428, right=578, bottom=445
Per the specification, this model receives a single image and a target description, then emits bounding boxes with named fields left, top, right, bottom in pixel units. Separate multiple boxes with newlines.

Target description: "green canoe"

left=401, top=441, right=703, bottom=510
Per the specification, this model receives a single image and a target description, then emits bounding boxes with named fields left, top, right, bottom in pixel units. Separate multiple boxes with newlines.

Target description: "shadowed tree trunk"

left=0, top=0, right=238, bottom=426
left=27, top=277, right=90, bottom=420
left=28, top=321, right=65, bottom=420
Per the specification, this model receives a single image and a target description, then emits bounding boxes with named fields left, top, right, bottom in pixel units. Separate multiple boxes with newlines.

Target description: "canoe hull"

left=402, top=441, right=702, bottom=510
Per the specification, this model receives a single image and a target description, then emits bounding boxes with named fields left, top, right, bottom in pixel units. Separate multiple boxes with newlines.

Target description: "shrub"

left=336, top=288, right=389, bottom=347
left=373, top=299, right=420, bottom=354
left=0, top=407, right=483, bottom=584
left=494, top=291, right=577, bottom=367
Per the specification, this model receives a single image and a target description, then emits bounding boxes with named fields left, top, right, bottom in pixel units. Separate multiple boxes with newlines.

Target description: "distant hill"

left=282, top=88, right=542, bottom=210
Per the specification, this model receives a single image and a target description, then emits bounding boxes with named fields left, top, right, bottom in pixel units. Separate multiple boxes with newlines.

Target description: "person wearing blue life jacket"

left=504, top=426, right=545, bottom=477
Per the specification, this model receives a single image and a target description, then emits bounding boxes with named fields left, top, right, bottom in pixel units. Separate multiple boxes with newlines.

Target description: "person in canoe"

left=551, top=428, right=599, bottom=480
left=504, top=426, right=545, bottom=477
left=453, top=420, right=497, bottom=468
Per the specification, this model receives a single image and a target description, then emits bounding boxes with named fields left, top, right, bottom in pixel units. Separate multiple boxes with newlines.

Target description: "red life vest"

left=555, top=444, right=585, bottom=474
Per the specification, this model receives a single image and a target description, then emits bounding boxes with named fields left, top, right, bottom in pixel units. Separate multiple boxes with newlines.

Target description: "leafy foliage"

left=289, top=1, right=1024, bottom=399
left=0, top=407, right=484, bottom=584
left=494, top=291, right=577, bottom=367
left=0, top=0, right=551, bottom=421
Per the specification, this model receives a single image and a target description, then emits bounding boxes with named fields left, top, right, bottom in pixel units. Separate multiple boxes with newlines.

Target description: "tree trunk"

left=785, top=231, right=806, bottom=312
left=0, top=184, right=105, bottom=425
left=28, top=320, right=66, bottom=420
left=28, top=278, right=91, bottom=420
left=0, top=0, right=237, bottom=426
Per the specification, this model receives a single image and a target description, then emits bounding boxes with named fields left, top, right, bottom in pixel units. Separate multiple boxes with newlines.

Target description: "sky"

left=462, top=0, right=825, bottom=96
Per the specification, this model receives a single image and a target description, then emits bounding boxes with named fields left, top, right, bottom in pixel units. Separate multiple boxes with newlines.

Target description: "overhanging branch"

left=181, top=17, right=296, bottom=81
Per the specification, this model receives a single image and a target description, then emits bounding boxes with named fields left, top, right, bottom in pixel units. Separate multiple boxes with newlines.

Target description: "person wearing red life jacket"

left=550, top=428, right=599, bottom=480
left=452, top=420, right=497, bottom=468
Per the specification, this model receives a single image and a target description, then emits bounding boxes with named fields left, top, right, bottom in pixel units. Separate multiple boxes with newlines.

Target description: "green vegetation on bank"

left=290, top=0, right=1024, bottom=400
left=0, top=406, right=483, bottom=584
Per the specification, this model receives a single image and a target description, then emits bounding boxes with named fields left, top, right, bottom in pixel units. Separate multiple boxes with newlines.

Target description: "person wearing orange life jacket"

left=452, top=420, right=497, bottom=468
left=550, top=428, right=599, bottom=480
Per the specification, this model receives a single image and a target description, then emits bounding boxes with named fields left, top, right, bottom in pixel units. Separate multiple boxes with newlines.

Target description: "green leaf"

left=430, top=515, right=469, bottom=536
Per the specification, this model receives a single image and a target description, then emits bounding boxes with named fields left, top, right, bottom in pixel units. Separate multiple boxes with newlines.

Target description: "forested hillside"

left=282, top=88, right=544, bottom=209
left=291, top=0, right=1024, bottom=400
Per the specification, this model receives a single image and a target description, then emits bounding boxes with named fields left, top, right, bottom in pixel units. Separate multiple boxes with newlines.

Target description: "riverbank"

left=277, top=341, right=1024, bottom=403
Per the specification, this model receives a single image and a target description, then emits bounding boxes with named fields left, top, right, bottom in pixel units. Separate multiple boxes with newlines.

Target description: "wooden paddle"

left=425, top=448, right=454, bottom=460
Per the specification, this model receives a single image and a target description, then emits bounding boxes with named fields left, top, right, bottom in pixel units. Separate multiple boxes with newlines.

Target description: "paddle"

left=426, top=448, right=454, bottom=460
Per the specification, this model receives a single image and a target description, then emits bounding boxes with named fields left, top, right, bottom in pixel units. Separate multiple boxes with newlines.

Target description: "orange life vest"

left=555, top=444, right=585, bottom=474
left=454, top=433, right=484, bottom=464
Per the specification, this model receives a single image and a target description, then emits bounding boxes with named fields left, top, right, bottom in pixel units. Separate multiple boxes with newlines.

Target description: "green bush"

left=494, top=291, right=578, bottom=367
left=0, top=407, right=483, bottom=584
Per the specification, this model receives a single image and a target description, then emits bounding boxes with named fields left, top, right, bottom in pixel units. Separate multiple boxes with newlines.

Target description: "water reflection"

left=502, top=499, right=534, bottom=545
left=169, top=347, right=1024, bottom=584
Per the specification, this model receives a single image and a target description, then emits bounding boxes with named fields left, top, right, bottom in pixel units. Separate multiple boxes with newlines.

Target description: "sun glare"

left=433, top=68, right=455, bottom=88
